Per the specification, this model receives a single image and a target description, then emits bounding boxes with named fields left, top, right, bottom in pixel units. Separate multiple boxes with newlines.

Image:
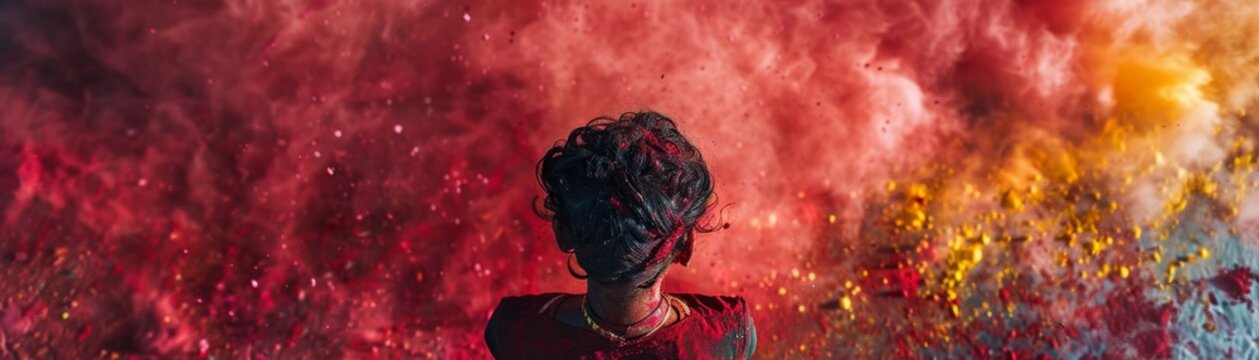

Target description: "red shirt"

left=484, top=293, right=756, bottom=359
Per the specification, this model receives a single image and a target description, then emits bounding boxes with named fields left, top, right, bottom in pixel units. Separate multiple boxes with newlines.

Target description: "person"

left=484, top=111, right=756, bottom=359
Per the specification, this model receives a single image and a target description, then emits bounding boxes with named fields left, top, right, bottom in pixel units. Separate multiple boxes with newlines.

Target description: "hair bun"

left=535, top=111, right=719, bottom=287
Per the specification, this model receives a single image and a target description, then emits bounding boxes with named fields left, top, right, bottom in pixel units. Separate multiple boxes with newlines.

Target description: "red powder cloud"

left=1, top=0, right=1256, bottom=358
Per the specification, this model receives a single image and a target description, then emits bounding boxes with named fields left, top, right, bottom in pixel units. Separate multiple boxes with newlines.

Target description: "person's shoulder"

left=670, top=293, right=756, bottom=357
left=671, top=293, right=748, bottom=317
left=492, top=292, right=571, bottom=318
left=485, top=293, right=573, bottom=356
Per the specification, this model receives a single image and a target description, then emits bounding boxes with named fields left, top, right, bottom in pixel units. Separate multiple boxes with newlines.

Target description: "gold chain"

left=581, top=294, right=675, bottom=343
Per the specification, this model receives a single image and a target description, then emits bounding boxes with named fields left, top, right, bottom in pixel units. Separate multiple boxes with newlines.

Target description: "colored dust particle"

left=0, top=0, right=1258, bottom=358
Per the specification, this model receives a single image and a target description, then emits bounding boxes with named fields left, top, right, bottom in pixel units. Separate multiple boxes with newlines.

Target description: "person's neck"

left=585, top=282, right=663, bottom=325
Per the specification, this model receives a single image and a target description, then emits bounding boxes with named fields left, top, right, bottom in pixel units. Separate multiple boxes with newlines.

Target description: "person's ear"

left=675, top=236, right=693, bottom=267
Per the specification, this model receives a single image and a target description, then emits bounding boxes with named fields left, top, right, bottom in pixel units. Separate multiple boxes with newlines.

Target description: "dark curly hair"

left=536, top=111, right=718, bottom=288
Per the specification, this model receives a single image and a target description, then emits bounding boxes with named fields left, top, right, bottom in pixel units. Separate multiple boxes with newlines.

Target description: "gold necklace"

left=582, top=294, right=673, bottom=343
left=588, top=292, right=667, bottom=328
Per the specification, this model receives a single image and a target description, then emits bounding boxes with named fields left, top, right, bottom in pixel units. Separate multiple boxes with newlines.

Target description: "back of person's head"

left=537, top=111, right=717, bottom=288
